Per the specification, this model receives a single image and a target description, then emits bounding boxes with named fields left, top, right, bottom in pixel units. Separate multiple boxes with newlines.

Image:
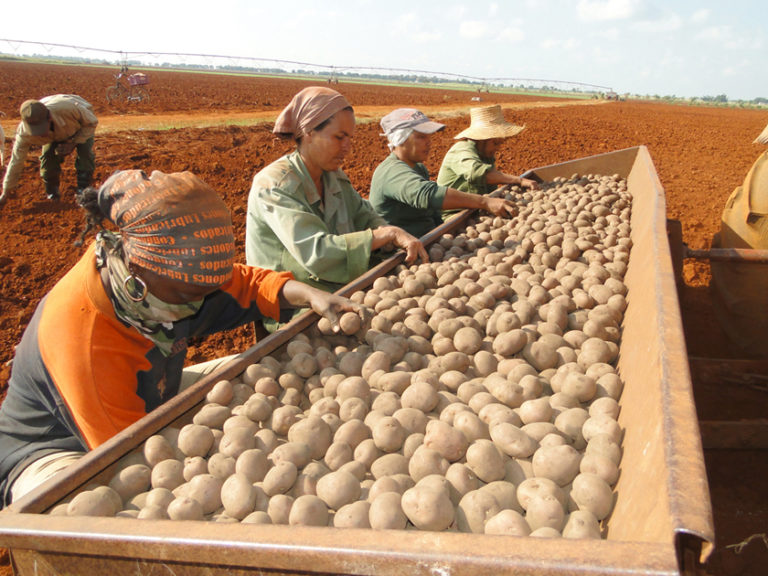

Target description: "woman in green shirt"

left=246, top=87, right=426, bottom=294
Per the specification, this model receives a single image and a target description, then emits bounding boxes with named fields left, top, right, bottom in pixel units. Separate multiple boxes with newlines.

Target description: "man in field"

left=0, top=94, right=97, bottom=206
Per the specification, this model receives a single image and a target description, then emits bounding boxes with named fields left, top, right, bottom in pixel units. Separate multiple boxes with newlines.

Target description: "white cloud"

left=691, top=9, right=710, bottom=23
left=460, top=20, right=490, bottom=39
left=496, top=26, right=526, bottom=43
left=632, top=12, right=683, bottom=33
left=577, top=0, right=643, bottom=22
left=414, top=31, right=443, bottom=43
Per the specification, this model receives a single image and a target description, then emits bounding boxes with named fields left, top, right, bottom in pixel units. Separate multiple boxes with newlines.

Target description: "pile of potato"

left=55, top=173, right=631, bottom=539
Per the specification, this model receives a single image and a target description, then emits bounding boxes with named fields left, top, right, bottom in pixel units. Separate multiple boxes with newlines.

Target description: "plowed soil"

left=0, top=60, right=766, bottom=575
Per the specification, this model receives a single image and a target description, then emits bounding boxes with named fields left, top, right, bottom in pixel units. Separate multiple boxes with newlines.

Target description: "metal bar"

left=685, top=247, right=768, bottom=263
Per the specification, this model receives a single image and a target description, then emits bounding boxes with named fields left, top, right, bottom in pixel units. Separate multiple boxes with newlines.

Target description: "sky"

left=1, top=0, right=766, bottom=101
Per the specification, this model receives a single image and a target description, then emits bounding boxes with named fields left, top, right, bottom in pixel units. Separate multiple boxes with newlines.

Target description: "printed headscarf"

left=273, top=87, right=352, bottom=139
left=98, top=169, right=235, bottom=286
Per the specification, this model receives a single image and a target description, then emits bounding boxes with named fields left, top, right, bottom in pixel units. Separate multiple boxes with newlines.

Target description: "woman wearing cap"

left=437, top=104, right=538, bottom=196
left=245, top=87, right=427, bottom=300
left=369, top=108, right=518, bottom=239
left=0, top=169, right=366, bottom=508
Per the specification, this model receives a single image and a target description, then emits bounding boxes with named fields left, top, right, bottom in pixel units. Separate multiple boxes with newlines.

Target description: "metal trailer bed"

left=0, top=145, right=714, bottom=575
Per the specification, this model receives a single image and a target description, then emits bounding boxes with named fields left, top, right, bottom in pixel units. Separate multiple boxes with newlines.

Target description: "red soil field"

left=0, top=60, right=766, bottom=575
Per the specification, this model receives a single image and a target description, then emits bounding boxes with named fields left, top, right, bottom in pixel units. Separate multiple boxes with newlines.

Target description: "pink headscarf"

left=273, top=87, right=352, bottom=139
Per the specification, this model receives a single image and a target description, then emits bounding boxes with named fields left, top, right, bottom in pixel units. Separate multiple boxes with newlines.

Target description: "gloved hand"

left=55, top=142, right=76, bottom=157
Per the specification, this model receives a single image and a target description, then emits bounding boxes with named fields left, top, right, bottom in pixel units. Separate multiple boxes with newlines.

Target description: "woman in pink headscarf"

left=245, top=87, right=427, bottom=303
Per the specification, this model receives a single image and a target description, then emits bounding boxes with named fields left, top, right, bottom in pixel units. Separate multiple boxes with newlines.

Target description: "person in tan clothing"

left=0, top=94, right=98, bottom=206
left=710, top=122, right=768, bottom=356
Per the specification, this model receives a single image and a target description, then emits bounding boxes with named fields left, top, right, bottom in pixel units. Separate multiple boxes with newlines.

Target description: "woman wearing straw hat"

left=437, top=104, right=538, bottom=196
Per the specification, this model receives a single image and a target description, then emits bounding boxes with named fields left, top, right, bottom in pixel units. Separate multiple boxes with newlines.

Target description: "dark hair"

left=74, top=186, right=106, bottom=246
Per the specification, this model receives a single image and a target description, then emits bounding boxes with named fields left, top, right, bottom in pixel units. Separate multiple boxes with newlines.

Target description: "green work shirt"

left=437, top=140, right=495, bottom=196
left=369, top=153, right=447, bottom=238
left=246, top=150, right=387, bottom=293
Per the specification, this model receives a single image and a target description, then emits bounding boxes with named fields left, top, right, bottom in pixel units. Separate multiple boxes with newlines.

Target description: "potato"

left=269, top=405, right=302, bottom=436
left=465, top=439, right=505, bottom=483
left=194, top=403, right=232, bottom=430
left=288, top=494, right=329, bottom=526
left=554, top=407, right=589, bottom=449
left=218, top=426, right=257, bottom=459
left=187, top=473, right=223, bottom=515
left=423, top=420, right=468, bottom=462
left=372, top=416, right=407, bottom=453
left=569, top=473, right=614, bottom=520
left=562, top=509, right=602, bottom=539
left=143, top=434, right=176, bottom=467
left=453, top=326, right=483, bottom=355
left=332, top=311, right=362, bottom=335
left=167, top=496, right=205, bottom=521
left=452, top=410, right=490, bottom=442
left=517, top=477, right=566, bottom=510
left=151, top=459, right=185, bottom=491
left=369, top=491, right=408, bottom=530
left=334, top=419, right=371, bottom=449
left=316, top=469, right=362, bottom=510
left=370, top=453, right=409, bottom=479
left=109, top=464, right=151, bottom=502
left=456, top=489, right=501, bottom=533
left=243, top=393, right=273, bottom=423
left=408, top=445, right=450, bottom=482
left=400, top=381, right=438, bottom=413
left=263, top=461, right=298, bottom=496
left=66, top=489, right=119, bottom=517
left=333, top=500, right=372, bottom=529
left=270, top=442, right=312, bottom=469
left=220, top=473, right=258, bottom=519
left=144, top=487, right=174, bottom=510
left=489, top=422, right=537, bottom=459
left=137, top=504, right=170, bottom=520
left=287, top=416, right=333, bottom=460
left=242, top=511, right=273, bottom=525
left=582, top=414, right=622, bottom=444
left=525, top=495, right=566, bottom=532
left=441, top=464, right=478, bottom=504
left=485, top=509, right=531, bottom=536
left=267, top=493, right=294, bottom=525
left=492, top=329, right=527, bottom=356
left=177, top=423, right=215, bottom=458
left=585, top=434, right=622, bottom=466
left=519, top=397, right=553, bottom=425
left=532, top=444, right=582, bottom=486
left=322, top=440, right=352, bottom=471
left=401, top=484, right=455, bottom=531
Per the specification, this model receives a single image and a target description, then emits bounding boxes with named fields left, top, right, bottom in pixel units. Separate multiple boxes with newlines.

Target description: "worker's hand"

left=485, top=197, right=517, bottom=218
left=307, top=290, right=373, bottom=334
left=55, top=141, right=76, bottom=157
left=520, top=177, right=539, bottom=190
left=280, top=279, right=373, bottom=334
left=390, top=226, right=429, bottom=264
left=372, top=225, right=429, bottom=264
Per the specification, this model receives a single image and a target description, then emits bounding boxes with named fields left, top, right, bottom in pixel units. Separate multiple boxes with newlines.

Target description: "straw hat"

left=454, top=104, right=525, bottom=140
left=755, top=122, right=768, bottom=145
